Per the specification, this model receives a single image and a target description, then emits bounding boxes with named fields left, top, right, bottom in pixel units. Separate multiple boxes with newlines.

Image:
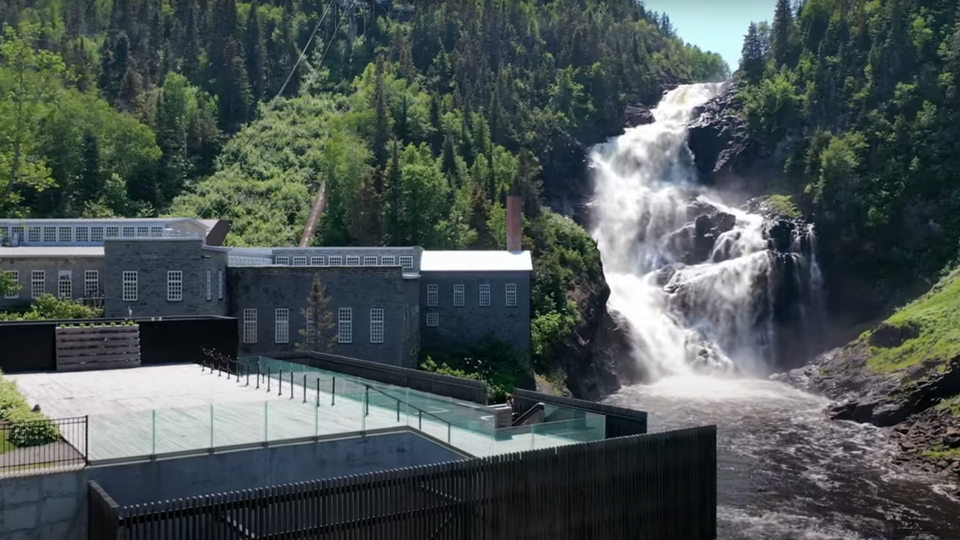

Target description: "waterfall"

left=590, top=83, right=823, bottom=380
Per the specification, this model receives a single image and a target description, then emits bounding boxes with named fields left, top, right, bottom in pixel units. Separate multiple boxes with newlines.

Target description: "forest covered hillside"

left=0, top=0, right=728, bottom=391
left=733, top=0, right=960, bottom=313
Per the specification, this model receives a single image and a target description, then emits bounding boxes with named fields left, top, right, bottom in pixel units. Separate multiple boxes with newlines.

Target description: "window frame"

left=275, top=308, right=290, bottom=344
left=370, top=308, right=384, bottom=344
left=346, top=255, right=361, bottom=266
left=479, top=284, right=491, bottom=307
left=293, top=256, right=307, bottom=266
left=122, top=271, right=138, bottom=302
left=453, top=284, right=465, bottom=307
left=426, top=312, right=439, bottom=327
left=328, top=256, right=343, bottom=266
left=310, top=256, right=324, bottom=266
left=243, top=309, right=258, bottom=344
left=217, top=270, right=224, bottom=300
left=275, top=256, right=290, bottom=265
left=363, top=256, right=379, bottom=266
left=426, top=284, right=438, bottom=307
left=57, top=272, right=72, bottom=299
left=167, top=271, right=183, bottom=302
left=506, top=283, right=518, bottom=307
left=399, top=256, right=413, bottom=269
left=30, top=270, right=45, bottom=299
left=381, top=256, right=396, bottom=266
left=84, top=270, right=99, bottom=297
left=4, top=271, right=18, bottom=299
left=206, top=270, right=212, bottom=301
left=338, top=308, right=353, bottom=344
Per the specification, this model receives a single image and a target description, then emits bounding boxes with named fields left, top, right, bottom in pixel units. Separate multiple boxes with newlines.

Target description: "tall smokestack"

left=507, top=195, right=522, bottom=252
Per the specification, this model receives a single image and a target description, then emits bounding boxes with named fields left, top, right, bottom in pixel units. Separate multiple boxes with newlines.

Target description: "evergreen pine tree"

left=372, top=56, right=390, bottom=168
left=771, top=0, right=794, bottom=68
left=740, top=22, right=765, bottom=83
left=297, top=277, right=337, bottom=353
left=244, top=1, right=266, bottom=102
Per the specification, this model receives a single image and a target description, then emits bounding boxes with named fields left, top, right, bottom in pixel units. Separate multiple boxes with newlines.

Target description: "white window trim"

left=293, top=256, right=307, bottom=266
left=217, top=270, right=224, bottom=300
left=346, top=256, right=361, bottom=266
left=91, top=227, right=105, bottom=242
left=506, top=283, right=518, bottom=307
left=381, top=256, right=396, bottom=266
left=426, top=312, right=439, bottom=327
left=426, top=284, right=438, bottom=307
left=122, top=271, right=138, bottom=301
left=84, top=270, right=99, bottom=297
left=310, top=256, right=324, bottom=266
left=4, top=271, right=18, bottom=299
left=275, top=308, right=290, bottom=344
left=243, top=309, right=258, bottom=344
left=399, top=256, right=413, bottom=269
left=338, top=308, right=353, bottom=344
left=363, top=256, right=379, bottom=266
left=58, top=272, right=72, bottom=299
left=76, top=227, right=89, bottom=243
left=275, top=256, right=290, bottom=265
left=206, top=271, right=212, bottom=301
left=370, top=308, right=384, bottom=344
left=479, top=284, right=491, bottom=307
left=329, top=256, right=343, bottom=266
left=167, top=271, right=183, bottom=302
left=31, top=270, right=45, bottom=299
left=453, top=284, right=465, bottom=307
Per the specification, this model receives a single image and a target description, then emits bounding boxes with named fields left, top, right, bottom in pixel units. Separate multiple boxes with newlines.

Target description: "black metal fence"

left=0, top=415, right=88, bottom=474
left=269, top=350, right=490, bottom=405
left=512, top=388, right=649, bottom=436
left=88, top=425, right=717, bottom=539
left=0, top=316, right=238, bottom=374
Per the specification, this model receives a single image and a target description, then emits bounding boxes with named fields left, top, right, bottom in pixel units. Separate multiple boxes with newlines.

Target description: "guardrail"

left=0, top=415, right=88, bottom=475
left=363, top=384, right=452, bottom=443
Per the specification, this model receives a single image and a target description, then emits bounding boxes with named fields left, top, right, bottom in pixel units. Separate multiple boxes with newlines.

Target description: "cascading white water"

left=590, top=83, right=822, bottom=379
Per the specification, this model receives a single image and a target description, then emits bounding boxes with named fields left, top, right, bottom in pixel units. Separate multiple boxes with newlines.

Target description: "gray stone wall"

left=102, top=239, right=229, bottom=318
left=228, top=266, right=417, bottom=367
left=419, top=270, right=531, bottom=355
left=0, top=256, right=105, bottom=310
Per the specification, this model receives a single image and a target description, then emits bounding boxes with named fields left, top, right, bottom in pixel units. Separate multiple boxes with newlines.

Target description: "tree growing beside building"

left=297, top=276, right=337, bottom=353
left=0, top=271, right=19, bottom=298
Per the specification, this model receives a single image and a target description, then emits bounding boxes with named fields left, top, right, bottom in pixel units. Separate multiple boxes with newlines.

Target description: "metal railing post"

left=418, top=410, right=423, bottom=430
left=256, top=364, right=261, bottom=389
left=303, top=375, right=307, bottom=403
left=84, top=415, right=90, bottom=465
left=316, top=378, right=320, bottom=408
left=396, top=400, right=400, bottom=422
left=331, top=377, right=336, bottom=406
left=364, top=385, right=369, bottom=416
left=278, top=369, right=283, bottom=396
left=267, top=367, right=271, bottom=393
left=289, top=372, right=294, bottom=400
left=246, top=363, right=250, bottom=386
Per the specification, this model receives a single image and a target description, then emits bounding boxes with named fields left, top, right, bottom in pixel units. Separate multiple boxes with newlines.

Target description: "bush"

left=421, top=337, right=531, bottom=402
left=0, top=377, right=28, bottom=421
left=5, top=408, right=60, bottom=447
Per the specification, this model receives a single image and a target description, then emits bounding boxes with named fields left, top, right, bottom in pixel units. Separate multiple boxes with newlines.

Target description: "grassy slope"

left=861, top=268, right=960, bottom=373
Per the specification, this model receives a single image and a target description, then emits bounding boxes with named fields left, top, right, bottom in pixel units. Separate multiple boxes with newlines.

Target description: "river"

left=589, top=83, right=960, bottom=540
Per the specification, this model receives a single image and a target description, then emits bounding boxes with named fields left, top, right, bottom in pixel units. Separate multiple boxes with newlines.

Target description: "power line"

left=267, top=0, right=337, bottom=109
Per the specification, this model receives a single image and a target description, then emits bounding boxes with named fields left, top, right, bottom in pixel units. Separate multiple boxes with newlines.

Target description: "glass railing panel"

left=213, top=401, right=266, bottom=447
left=87, top=410, right=155, bottom=461
left=265, top=399, right=319, bottom=441
left=153, top=405, right=213, bottom=455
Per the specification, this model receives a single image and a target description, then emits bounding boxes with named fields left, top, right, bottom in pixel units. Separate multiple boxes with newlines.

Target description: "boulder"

left=624, top=104, right=655, bottom=128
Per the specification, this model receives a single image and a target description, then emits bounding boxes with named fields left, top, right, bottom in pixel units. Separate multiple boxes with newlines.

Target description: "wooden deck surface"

left=8, top=365, right=601, bottom=462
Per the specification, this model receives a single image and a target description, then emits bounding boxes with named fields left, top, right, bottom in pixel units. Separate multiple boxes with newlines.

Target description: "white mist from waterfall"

left=591, top=83, right=790, bottom=380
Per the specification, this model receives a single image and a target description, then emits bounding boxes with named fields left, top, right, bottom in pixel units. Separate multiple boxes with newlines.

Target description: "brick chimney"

left=507, top=195, right=522, bottom=252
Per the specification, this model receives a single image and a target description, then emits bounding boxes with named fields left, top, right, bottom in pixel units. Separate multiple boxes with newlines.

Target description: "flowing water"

left=589, top=83, right=960, bottom=539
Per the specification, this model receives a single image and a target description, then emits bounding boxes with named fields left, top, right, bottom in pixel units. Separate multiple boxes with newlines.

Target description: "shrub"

left=0, top=378, right=28, bottom=421
left=5, top=408, right=60, bottom=447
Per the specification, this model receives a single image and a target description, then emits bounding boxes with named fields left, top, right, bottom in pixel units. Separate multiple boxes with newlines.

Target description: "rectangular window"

left=399, top=256, right=413, bottom=269
left=150, top=226, right=164, bottom=237
left=105, top=226, right=119, bottom=238
left=310, top=256, right=324, bottom=266
left=370, top=308, right=384, bottom=344
left=506, top=283, right=518, bottom=307
left=328, top=256, right=343, bottom=266
left=27, top=227, right=40, bottom=243
left=275, top=256, right=289, bottom=265
left=136, top=226, right=149, bottom=237
left=243, top=309, right=257, bottom=344
left=4, top=271, right=18, bottom=299
left=363, top=256, right=378, bottom=266
left=0, top=226, right=7, bottom=242
left=76, top=227, right=89, bottom=243
left=31, top=270, right=45, bottom=299
left=293, top=256, right=307, bottom=266
left=426, top=312, right=439, bottom=327
left=453, top=284, right=465, bottom=307
left=84, top=270, right=99, bottom=297
left=346, top=256, right=361, bottom=266
left=275, top=308, right=289, bottom=344
left=167, top=271, right=183, bottom=301
left=122, top=271, right=138, bottom=301
left=338, top=308, right=353, bottom=344
left=43, top=227, right=56, bottom=243
left=381, top=256, right=396, bottom=266
left=217, top=270, right=224, bottom=300
left=122, top=226, right=135, bottom=237
left=426, top=284, right=438, bottom=307
left=58, top=227, right=73, bottom=243
left=479, top=284, right=491, bottom=307
left=206, top=271, right=212, bottom=301
left=90, top=226, right=105, bottom=242
left=58, top=272, right=72, bottom=299
left=11, top=226, right=23, bottom=243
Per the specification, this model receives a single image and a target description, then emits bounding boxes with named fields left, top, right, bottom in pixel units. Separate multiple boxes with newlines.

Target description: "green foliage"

left=0, top=293, right=103, bottom=320
left=0, top=270, right=20, bottom=297
left=421, top=338, right=530, bottom=402
left=737, top=0, right=960, bottom=292
left=298, top=276, right=337, bottom=353
left=763, top=194, right=801, bottom=219
left=864, top=268, right=960, bottom=372
left=0, top=372, right=60, bottom=448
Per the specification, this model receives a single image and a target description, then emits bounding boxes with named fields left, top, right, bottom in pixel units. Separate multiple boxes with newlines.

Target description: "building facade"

left=0, top=200, right=532, bottom=366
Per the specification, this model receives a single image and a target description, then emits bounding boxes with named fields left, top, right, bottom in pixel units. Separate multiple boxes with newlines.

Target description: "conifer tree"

left=771, top=0, right=794, bottom=68
left=244, top=1, right=266, bottom=102
left=740, top=22, right=765, bottom=84
left=298, top=277, right=337, bottom=353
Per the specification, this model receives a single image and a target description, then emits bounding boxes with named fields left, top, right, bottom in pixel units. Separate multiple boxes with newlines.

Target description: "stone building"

left=0, top=198, right=532, bottom=367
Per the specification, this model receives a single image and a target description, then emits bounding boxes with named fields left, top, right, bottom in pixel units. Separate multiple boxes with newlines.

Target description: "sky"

left=640, top=0, right=779, bottom=73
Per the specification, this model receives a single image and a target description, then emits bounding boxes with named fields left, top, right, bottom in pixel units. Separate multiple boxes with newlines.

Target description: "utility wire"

left=267, top=0, right=337, bottom=109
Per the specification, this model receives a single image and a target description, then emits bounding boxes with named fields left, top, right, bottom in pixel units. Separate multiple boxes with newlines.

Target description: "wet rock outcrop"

left=625, top=104, right=655, bottom=128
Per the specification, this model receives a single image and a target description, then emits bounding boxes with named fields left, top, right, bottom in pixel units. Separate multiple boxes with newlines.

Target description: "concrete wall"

left=0, top=430, right=464, bottom=540
left=0, top=256, right=104, bottom=310
left=420, top=270, right=531, bottom=354
left=229, top=266, right=419, bottom=367
left=102, top=239, right=229, bottom=318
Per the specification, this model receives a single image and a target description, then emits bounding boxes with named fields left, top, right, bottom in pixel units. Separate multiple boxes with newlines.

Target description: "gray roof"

left=420, top=250, right=533, bottom=272
left=0, top=246, right=105, bottom=258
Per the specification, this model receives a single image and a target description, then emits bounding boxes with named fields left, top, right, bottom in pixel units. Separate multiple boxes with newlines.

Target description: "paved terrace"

left=8, top=365, right=604, bottom=462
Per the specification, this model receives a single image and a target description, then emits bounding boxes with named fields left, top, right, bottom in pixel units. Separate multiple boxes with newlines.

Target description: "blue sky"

left=640, top=0, right=778, bottom=72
